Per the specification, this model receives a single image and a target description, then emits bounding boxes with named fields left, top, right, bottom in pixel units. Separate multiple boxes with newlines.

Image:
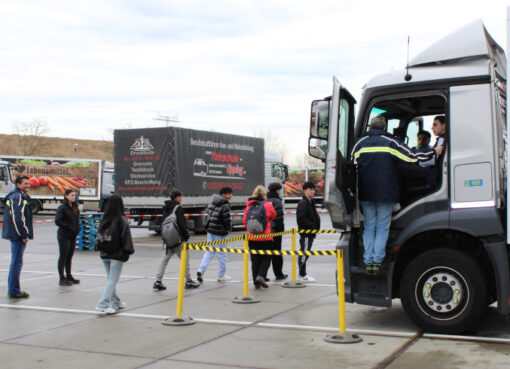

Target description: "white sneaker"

left=298, top=275, right=315, bottom=283
left=96, top=307, right=116, bottom=314
left=115, top=302, right=126, bottom=310
left=217, top=275, right=232, bottom=282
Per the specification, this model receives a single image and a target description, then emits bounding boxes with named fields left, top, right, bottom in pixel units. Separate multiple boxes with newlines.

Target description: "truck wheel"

left=400, top=248, right=486, bottom=334
left=30, top=200, right=42, bottom=215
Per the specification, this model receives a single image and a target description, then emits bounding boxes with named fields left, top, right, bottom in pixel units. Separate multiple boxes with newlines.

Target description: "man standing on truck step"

left=153, top=189, right=200, bottom=291
left=296, top=181, right=321, bottom=282
left=351, top=116, right=441, bottom=275
left=196, top=187, right=233, bottom=283
left=2, top=176, right=33, bottom=299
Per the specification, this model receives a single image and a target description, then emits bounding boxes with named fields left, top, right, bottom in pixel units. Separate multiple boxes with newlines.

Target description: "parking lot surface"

left=1, top=213, right=509, bottom=369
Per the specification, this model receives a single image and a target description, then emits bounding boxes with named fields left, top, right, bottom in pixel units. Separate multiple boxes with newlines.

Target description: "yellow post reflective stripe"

left=354, top=146, right=417, bottom=163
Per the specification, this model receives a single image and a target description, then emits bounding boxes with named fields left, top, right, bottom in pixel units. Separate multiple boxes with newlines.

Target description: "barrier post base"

left=282, top=281, right=306, bottom=288
left=162, top=316, right=196, bottom=326
left=231, top=295, right=260, bottom=304
left=324, top=333, right=362, bottom=344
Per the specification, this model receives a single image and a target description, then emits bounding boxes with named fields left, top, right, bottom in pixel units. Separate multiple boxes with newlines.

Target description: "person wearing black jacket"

left=196, top=187, right=233, bottom=283
left=296, top=181, right=321, bottom=282
left=153, top=189, right=200, bottom=291
left=265, top=182, right=287, bottom=280
left=95, top=194, right=134, bottom=314
left=55, top=189, right=81, bottom=286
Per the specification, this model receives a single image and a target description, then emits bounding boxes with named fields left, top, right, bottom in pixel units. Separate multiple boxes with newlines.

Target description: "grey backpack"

left=161, top=206, right=182, bottom=248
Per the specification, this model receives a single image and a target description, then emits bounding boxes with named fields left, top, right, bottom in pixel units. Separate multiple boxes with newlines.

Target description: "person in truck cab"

left=428, top=115, right=446, bottom=187
left=413, top=130, right=434, bottom=167
left=351, top=116, right=441, bottom=275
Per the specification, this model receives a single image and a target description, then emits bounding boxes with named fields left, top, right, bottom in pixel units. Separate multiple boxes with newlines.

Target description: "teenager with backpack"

left=243, top=185, right=276, bottom=289
left=95, top=194, right=134, bottom=314
left=196, top=187, right=233, bottom=283
left=152, top=189, right=200, bottom=291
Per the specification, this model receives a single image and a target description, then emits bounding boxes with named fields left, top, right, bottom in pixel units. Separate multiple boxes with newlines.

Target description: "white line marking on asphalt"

left=0, top=269, right=336, bottom=286
left=1, top=304, right=509, bottom=344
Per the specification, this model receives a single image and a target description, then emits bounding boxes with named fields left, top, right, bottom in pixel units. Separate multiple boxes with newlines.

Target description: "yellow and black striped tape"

left=298, top=229, right=338, bottom=234
left=184, top=244, right=337, bottom=256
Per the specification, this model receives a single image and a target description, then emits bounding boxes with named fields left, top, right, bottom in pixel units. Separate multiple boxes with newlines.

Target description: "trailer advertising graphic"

left=115, top=127, right=264, bottom=197
left=1, top=156, right=101, bottom=200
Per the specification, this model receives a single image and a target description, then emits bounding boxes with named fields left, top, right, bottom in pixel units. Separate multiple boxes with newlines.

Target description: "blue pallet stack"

left=77, top=212, right=103, bottom=250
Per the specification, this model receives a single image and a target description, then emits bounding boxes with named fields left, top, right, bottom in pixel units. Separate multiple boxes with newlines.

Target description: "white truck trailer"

left=0, top=156, right=114, bottom=213
left=308, top=18, right=510, bottom=334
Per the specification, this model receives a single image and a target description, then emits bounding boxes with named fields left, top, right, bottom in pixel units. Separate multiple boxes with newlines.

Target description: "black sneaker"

left=153, top=280, right=167, bottom=290
left=8, top=291, right=29, bottom=299
left=196, top=271, right=203, bottom=283
left=67, top=276, right=80, bottom=284
left=275, top=274, right=288, bottom=281
left=185, top=280, right=200, bottom=289
left=59, top=279, right=73, bottom=286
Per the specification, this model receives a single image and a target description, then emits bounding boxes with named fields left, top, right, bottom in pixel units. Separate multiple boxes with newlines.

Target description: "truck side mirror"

left=310, top=100, right=330, bottom=139
left=309, top=138, right=327, bottom=161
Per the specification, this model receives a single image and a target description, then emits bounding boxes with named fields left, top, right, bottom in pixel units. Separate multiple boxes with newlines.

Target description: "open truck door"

left=309, top=77, right=356, bottom=230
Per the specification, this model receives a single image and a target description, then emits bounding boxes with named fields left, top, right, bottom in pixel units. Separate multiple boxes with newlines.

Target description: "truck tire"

left=30, top=199, right=42, bottom=215
left=400, top=248, right=486, bottom=334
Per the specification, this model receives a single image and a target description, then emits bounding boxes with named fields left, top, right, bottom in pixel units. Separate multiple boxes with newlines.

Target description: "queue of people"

left=2, top=179, right=324, bottom=310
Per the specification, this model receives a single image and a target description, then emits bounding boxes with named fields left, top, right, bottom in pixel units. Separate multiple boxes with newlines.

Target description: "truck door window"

left=407, top=120, right=420, bottom=148
left=338, top=98, right=350, bottom=156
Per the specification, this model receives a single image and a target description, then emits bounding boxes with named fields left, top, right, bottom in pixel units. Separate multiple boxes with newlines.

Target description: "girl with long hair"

left=55, top=189, right=81, bottom=286
left=95, top=194, right=134, bottom=314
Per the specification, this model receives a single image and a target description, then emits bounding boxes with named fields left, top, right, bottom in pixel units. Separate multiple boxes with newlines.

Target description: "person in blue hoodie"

left=2, top=176, right=33, bottom=299
left=351, top=116, right=442, bottom=275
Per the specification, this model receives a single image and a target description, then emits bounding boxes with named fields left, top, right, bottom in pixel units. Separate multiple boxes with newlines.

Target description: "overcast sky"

left=0, top=0, right=508, bottom=164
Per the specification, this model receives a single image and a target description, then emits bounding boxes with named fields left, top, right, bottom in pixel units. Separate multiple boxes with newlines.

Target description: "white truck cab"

left=309, top=20, right=509, bottom=334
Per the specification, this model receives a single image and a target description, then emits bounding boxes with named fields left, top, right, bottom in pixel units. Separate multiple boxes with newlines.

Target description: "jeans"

left=155, top=244, right=191, bottom=281
left=8, top=240, right=26, bottom=296
left=57, top=233, right=76, bottom=278
left=298, top=236, right=314, bottom=277
left=198, top=233, right=227, bottom=277
left=360, top=201, right=394, bottom=264
left=97, top=259, right=124, bottom=309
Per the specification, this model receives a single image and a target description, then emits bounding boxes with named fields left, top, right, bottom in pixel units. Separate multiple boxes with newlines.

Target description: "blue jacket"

left=351, top=130, right=434, bottom=203
left=2, top=188, right=33, bottom=241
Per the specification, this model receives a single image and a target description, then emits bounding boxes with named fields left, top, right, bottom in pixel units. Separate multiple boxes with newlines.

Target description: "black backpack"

left=246, top=201, right=266, bottom=233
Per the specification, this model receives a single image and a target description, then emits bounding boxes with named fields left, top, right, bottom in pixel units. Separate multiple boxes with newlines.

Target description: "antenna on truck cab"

left=404, top=36, right=412, bottom=82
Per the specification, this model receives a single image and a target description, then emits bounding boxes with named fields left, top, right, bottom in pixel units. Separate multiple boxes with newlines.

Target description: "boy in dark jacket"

left=265, top=182, right=287, bottom=280
left=2, top=176, right=33, bottom=299
left=296, top=181, right=321, bottom=282
left=153, top=189, right=200, bottom=290
left=196, top=187, right=233, bottom=283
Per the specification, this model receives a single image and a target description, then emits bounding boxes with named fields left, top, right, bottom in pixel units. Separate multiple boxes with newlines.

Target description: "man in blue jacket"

left=351, top=117, right=441, bottom=275
left=2, top=176, right=33, bottom=298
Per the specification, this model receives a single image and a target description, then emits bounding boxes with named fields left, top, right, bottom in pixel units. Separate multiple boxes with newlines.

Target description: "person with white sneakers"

left=296, top=181, right=321, bottom=282
left=197, top=187, right=233, bottom=283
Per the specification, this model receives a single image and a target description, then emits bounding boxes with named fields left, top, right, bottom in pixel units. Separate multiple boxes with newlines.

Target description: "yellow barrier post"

left=283, top=228, right=305, bottom=288
left=162, top=243, right=196, bottom=326
left=324, top=248, right=362, bottom=343
left=232, top=234, right=260, bottom=304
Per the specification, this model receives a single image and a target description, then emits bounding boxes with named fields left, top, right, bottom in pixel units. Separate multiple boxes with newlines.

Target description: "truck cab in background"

left=309, top=20, right=510, bottom=334
left=264, top=151, right=288, bottom=189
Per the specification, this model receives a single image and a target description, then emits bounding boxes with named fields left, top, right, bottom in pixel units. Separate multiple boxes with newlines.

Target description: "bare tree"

left=252, top=129, right=289, bottom=163
left=292, top=153, right=324, bottom=168
left=11, top=119, right=50, bottom=156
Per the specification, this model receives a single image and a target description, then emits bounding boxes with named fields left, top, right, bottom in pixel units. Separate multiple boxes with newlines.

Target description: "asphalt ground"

left=0, top=213, right=509, bottom=369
